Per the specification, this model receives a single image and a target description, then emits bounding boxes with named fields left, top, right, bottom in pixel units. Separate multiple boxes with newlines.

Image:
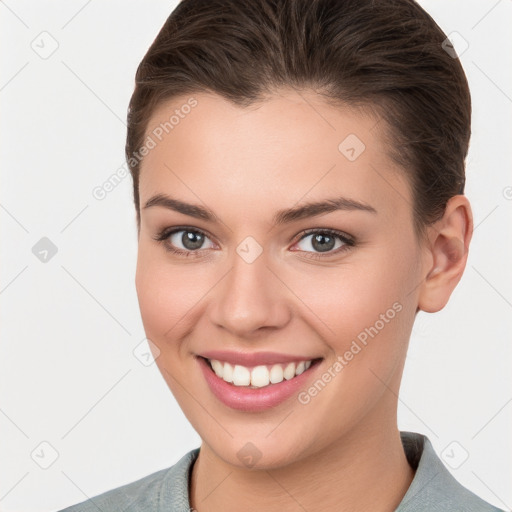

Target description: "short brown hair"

left=126, top=0, right=471, bottom=237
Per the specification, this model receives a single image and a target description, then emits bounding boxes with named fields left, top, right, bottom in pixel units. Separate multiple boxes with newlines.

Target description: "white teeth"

left=283, top=362, right=296, bottom=380
left=269, top=364, right=284, bottom=384
left=251, top=365, right=270, bottom=387
left=232, top=365, right=251, bottom=386
left=211, top=359, right=224, bottom=378
left=207, top=358, right=316, bottom=388
left=223, top=362, right=234, bottom=383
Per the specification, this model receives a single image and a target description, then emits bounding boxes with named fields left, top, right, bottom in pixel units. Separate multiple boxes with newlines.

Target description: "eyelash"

left=153, top=226, right=355, bottom=260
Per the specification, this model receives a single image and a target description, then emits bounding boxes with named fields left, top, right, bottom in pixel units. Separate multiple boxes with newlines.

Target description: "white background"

left=1, top=1, right=511, bottom=511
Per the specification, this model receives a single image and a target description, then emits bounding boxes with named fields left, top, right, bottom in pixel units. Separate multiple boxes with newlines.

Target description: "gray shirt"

left=58, top=431, right=504, bottom=511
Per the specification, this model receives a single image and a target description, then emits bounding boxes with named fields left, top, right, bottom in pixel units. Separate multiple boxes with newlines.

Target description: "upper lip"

left=198, top=350, right=320, bottom=367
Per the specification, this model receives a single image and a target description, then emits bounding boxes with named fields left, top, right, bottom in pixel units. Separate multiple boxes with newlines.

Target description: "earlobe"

left=417, top=195, right=473, bottom=313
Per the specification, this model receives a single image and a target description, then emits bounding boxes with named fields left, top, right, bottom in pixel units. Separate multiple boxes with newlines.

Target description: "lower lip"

left=197, top=356, right=322, bottom=412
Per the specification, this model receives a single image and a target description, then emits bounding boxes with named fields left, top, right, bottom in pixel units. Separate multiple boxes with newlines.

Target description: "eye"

left=291, top=228, right=354, bottom=258
left=153, top=227, right=215, bottom=257
left=153, top=226, right=355, bottom=260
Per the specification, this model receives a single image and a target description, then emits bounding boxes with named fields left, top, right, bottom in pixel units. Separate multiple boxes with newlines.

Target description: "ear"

left=417, top=195, right=473, bottom=313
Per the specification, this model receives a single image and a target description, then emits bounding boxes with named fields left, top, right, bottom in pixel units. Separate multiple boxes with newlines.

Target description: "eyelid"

left=154, top=225, right=216, bottom=244
left=295, top=227, right=355, bottom=244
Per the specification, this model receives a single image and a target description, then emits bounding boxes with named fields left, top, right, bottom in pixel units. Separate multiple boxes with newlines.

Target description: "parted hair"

left=126, top=0, right=471, bottom=238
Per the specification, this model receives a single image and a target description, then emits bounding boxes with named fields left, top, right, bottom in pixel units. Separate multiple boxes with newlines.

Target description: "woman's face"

left=135, top=89, right=429, bottom=468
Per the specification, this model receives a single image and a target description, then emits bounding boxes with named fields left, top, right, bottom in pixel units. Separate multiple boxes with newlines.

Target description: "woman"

left=60, top=0, right=504, bottom=510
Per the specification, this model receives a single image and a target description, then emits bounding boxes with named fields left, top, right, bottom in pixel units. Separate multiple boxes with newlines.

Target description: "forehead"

left=138, top=89, right=411, bottom=223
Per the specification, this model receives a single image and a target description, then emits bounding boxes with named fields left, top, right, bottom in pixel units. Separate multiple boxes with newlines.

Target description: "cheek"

left=135, top=245, right=222, bottom=353
left=135, top=247, right=194, bottom=340
left=288, top=263, right=410, bottom=343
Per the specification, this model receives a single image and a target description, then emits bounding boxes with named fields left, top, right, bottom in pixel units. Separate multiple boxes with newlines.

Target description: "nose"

left=209, top=248, right=291, bottom=338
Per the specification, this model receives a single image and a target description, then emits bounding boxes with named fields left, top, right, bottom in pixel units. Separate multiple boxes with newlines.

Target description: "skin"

left=135, top=88, right=472, bottom=511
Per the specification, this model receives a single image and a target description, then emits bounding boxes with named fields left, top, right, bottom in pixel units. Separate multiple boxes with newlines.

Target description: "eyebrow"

left=143, top=193, right=377, bottom=225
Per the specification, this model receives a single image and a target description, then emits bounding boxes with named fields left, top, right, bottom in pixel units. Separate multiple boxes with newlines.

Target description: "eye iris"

left=182, top=231, right=204, bottom=250
left=312, top=233, right=335, bottom=252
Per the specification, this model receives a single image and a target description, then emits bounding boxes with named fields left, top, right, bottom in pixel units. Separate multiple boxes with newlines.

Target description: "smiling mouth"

left=200, top=356, right=323, bottom=389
